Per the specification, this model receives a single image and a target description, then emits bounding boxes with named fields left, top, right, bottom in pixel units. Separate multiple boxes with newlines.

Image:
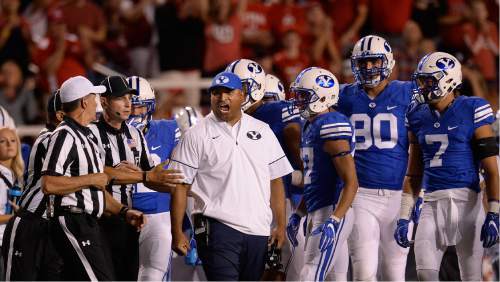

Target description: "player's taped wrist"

left=399, top=192, right=416, bottom=220
left=291, top=170, right=303, bottom=186
left=488, top=200, right=500, bottom=214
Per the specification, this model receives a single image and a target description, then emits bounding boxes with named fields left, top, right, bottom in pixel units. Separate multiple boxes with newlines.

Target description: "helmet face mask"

left=226, top=59, right=266, bottom=111
left=126, top=76, right=156, bottom=130
left=412, top=52, right=462, bottom=104
left=351, top=35, right=395, bottom=88
left=263, top=74, right=285, bottom=101
left=288, top=67, right=339, bottom=119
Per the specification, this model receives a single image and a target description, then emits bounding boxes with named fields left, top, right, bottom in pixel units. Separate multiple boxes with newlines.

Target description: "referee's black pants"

left=2, top=210, right=62, bottom=281
left=99, top=214, right=139, bottom=281
left=194, top=216, right=268, bottom=281
left=49, top=212, right=115, bottom=281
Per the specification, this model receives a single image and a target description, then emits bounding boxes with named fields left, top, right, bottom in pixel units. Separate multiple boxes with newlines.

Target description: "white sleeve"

left=266, top=126, right=293, bottom=180
left=170, top=130, right=200, bottom=185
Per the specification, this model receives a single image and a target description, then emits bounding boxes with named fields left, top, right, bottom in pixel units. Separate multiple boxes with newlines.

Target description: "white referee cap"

left=60, top=76, right=106, bottom=103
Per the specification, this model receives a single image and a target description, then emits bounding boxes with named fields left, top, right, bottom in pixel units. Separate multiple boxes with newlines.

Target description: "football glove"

left=411, top=196, right=423, bottom=224
left=480, top=212, right=499, bottom=248
left=287, top=213, right=301, bottom=247
left=394, top=219, right=411, bottom=248
left=311, top=217, right=340, bottom=252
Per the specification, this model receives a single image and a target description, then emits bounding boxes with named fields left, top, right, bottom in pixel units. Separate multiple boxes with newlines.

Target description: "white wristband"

left=488, top=200, right=500, bottom=213
left=399, top=192, right=416, bottom=220
left=291, top=170, right=303, bottom=186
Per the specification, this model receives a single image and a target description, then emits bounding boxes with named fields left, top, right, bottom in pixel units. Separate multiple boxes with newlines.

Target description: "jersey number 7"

left=425, top=134, right=448, bottom=167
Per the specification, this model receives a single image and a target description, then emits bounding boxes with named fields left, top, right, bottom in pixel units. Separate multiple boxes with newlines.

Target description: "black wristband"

left=142, top=171, right=147, bottom=183
left=119, top=206, right=129, bottom=219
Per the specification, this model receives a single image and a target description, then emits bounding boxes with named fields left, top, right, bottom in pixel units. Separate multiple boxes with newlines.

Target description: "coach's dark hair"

left=62, top=98, right=82, bottom=113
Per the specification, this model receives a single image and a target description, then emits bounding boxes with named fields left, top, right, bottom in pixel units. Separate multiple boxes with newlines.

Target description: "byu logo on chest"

left=246, top=131, right=262, bottom=140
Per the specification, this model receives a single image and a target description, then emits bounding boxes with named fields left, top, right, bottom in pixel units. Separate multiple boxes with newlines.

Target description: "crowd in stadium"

left=0, top=0, right=498, bottom=125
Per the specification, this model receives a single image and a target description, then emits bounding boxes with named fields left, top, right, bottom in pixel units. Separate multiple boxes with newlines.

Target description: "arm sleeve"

left=41, top=130, right=75, bottom=176
left=319, top=119, right=353, bottom=142
left=281, top=101, right=301, bottom=124
left=473, top=98, right=495, bottom=129
left=266, top=126, right=294, bottom=180
left=170, top=130, right=200, bottom=185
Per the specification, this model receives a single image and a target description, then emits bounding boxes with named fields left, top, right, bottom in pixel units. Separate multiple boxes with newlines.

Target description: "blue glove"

left=412, top=196, right=423, bottom=224
left=287, top=213, right=301, bottom=247
left=311, top=217, right=340, bottom=252
left=185, top=236, right=202, bottom=265
left=394, top=219, right=411, bottom=248
left=481, top=212, right=499, bottom=248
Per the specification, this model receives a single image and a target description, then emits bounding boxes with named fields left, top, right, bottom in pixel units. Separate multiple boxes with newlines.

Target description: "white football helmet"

left=289, top=67, right=340, bottom=119
left=225, top=59, right=266, bottom=111
left=264, top=74, right=285, bottom=101
left=127, top=76, right=156, bottom=130
left=413, top=52, right=462, bottom=103
left=175, top=106, right=202, bottom=135
left=351, top=35, right=395, bottom=88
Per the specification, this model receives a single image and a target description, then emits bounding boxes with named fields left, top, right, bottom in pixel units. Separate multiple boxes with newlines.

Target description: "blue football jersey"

left=336, top=80, right=413, bottom=190
left=406, top=96, right=495, bottom=193
left=132, top=119, right=180, bottom=214
left=252, top=101, right=302, bottom=199
left=301, top=111, right=355, bottom=213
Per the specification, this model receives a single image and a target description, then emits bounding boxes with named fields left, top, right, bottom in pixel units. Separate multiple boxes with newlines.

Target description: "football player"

left=127, top=76, right=181, bottom=281
left=334, top=35, right=414, bottom=280
left=287, top=67, right=358, bottom=281
left=394, top=52, right=499, bottom=281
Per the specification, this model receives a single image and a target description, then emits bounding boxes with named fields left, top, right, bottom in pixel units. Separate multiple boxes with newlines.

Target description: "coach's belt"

left=59, top=205, right=85, bottom=214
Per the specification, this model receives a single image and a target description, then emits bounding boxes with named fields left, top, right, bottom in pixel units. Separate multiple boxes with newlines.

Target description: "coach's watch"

left=119, top=206, right=129, bottom=219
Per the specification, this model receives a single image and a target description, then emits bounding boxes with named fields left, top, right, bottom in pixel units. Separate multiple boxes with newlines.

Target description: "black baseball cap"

left=100, top=76, right=138, bottom=97
left=47, top=89, right=62, bottom=114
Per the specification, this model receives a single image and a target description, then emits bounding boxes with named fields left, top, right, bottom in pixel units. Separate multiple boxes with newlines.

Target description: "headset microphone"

left=115, top=112, right=121, bottom=117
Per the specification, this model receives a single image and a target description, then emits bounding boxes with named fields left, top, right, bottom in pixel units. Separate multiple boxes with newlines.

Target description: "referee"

left=41, top=76, right=145, bottom=281
left=2, top=91, right=64, bottom=281
left=171, top=71, right=292, bottom=280
left=88, top=75, right=183, bottom=280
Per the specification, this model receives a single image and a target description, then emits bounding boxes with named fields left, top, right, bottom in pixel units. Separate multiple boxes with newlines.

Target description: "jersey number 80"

left=350, top=113, right=398, bottom=150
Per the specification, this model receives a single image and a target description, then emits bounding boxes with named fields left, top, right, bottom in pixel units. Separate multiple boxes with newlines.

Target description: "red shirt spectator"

left=368, top=0, right=412, bottom=34
left=268, top=1, right=307, bottom=45
left=439, top=0, right=467, bottom=52
left=241, top=0, right=272, bottom=58
left=203, top=1, right=243, bottom=74
left=463, top=0, right=499, bottom=81
left=273, top=30, right=310, bottom=87
left=32, top=10, right=86, bottom=91
left=323, top=0, right=368, bottom=49
left=59, top=0, right=105, bottom=34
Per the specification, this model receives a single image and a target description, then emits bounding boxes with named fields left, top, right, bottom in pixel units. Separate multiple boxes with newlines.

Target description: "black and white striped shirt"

left=42, top=117, right=105, bottom=218
left=89, top=118, right=153, bottom=206
left=18, top=128, right=53, bottom=219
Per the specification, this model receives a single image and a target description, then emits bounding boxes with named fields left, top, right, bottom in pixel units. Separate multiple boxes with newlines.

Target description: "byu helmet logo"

left=246, top=131, right=262, bottom=140
left=216, top=75, right=229, bottom=84
left=316, top=75, right=335, bottom=88
left=436, top=57, right=455, bottom=70
left=247, top=63, right=263, bottom=74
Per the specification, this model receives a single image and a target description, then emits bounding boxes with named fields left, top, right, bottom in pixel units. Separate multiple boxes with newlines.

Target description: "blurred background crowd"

left=0, top=0, right=498, bottom=129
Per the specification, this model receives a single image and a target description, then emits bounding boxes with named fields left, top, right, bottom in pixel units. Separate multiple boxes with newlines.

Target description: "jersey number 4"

left=351, top=113, right=398, bottom=150
left=425, top=134, right=448, bottom=167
